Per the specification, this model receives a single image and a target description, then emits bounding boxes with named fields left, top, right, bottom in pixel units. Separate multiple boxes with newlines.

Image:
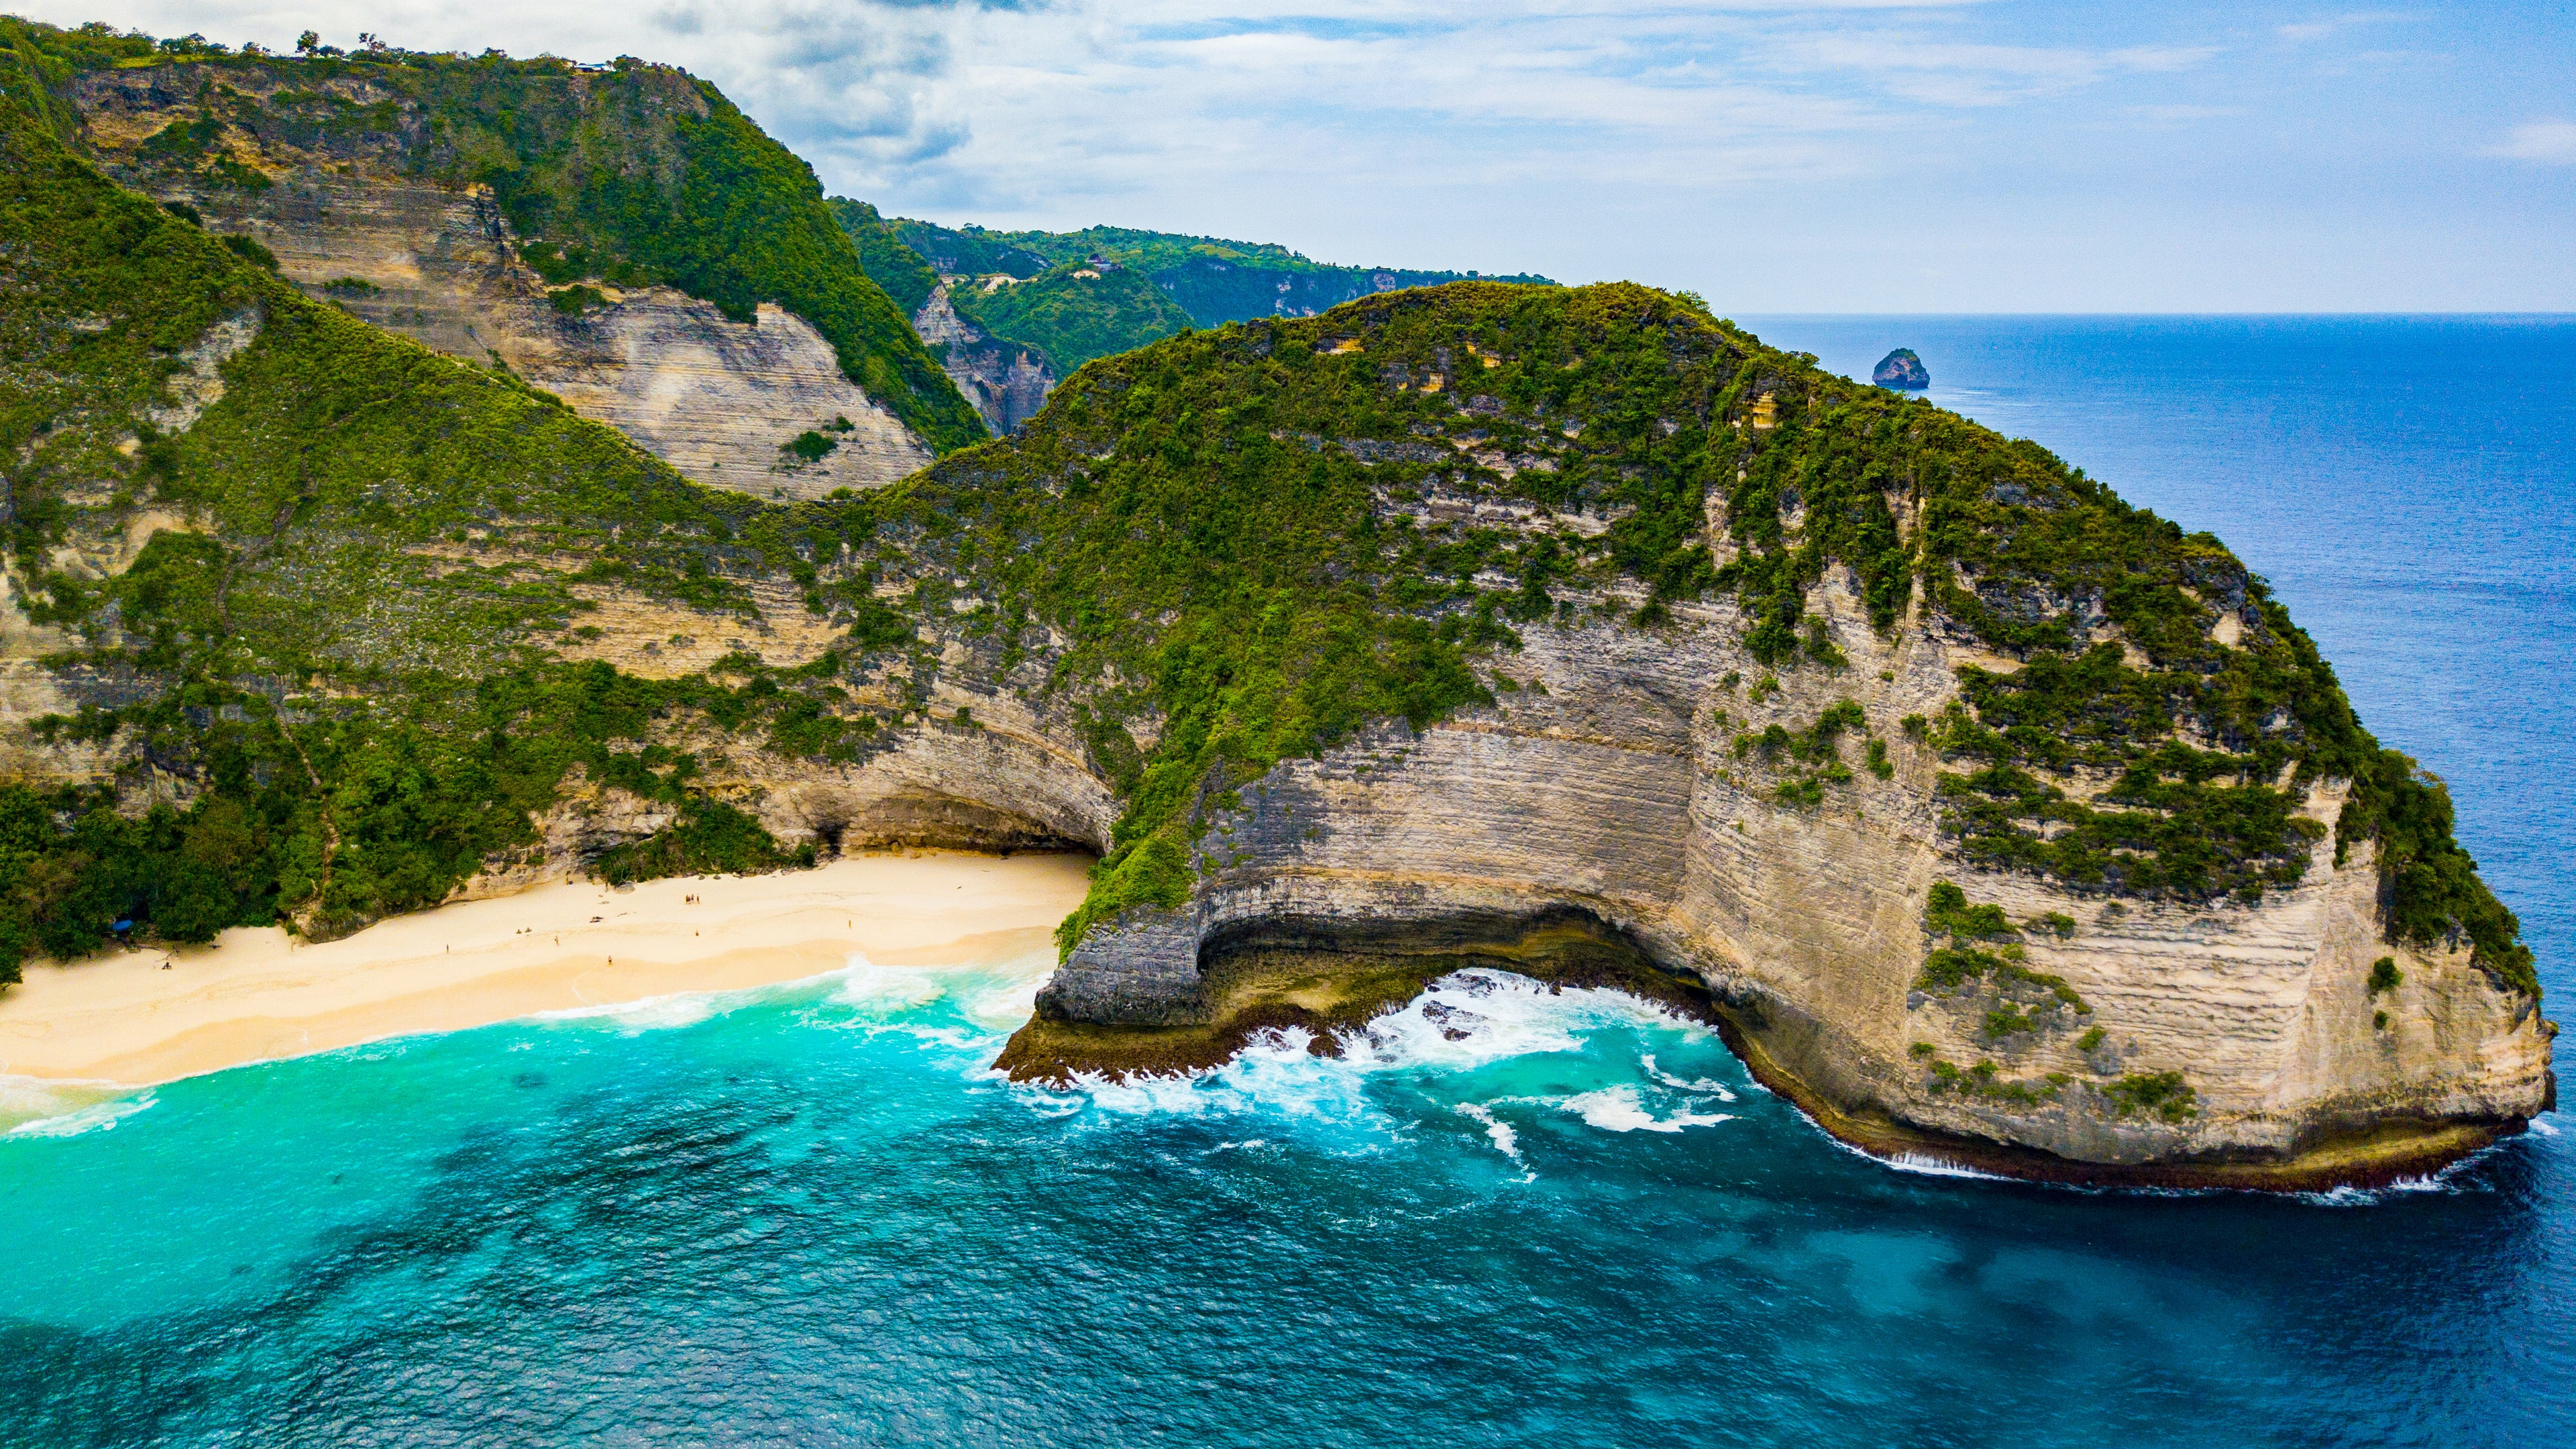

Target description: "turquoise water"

left=5, top=317, right=2571, bottom=1446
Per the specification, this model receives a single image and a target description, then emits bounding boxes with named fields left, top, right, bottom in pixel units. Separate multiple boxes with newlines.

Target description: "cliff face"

left=58, top=54, right=963, bottom=496
left=913, top=281, right=1055, bottom=435
left=0, top=34, right=2547, bottom=1186
left=1016, top=596, right=2548, bottom=1185
left=822, top=285, right=2553, bottom=1187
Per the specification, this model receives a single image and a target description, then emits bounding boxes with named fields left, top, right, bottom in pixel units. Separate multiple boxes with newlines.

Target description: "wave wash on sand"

left=0, top=853, right=1093, bottom=1098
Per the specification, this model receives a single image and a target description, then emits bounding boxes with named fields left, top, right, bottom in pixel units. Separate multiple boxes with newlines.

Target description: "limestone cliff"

left=1013, top=599, right=2548, bottom=1187
left=0, top=35, right=2548, bottom=1188
left=913, top=280, right=1055, bottom=435
left=52, top=46, right=975, bottom=497
left=828, top=286, right=2553, bottom=1189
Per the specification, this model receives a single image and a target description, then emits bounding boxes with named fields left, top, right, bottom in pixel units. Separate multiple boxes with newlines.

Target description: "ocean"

left=3, top=316, right=2569, bottom=1447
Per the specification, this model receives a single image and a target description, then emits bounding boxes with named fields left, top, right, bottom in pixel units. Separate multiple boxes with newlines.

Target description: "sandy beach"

left=0, top=850, right=1095, bottom=1090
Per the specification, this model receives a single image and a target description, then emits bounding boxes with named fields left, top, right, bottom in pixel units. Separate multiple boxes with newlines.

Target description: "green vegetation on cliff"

left=864, top=213, right=1555, bottom=328
left=9, top=17, right=984, bottom=453
left=947, top=264, right=1197, bottom=374
left=1693, top=321, right=2529, bottom=990
left=1914, top=881, right=2090, bottom=1019
left=877, top=280, right=2524, bottom=989
left=0, top=64, right=893, bottom=969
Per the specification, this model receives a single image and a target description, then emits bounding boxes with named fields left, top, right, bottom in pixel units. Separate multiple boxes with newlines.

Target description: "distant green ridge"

left=829, top=197, right=943, bottom=321
left=865, top=213, right=1557, bottom=329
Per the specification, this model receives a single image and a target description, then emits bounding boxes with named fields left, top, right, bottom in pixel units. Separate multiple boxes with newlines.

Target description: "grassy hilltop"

left=0, top=17, right=2534, bottom=1003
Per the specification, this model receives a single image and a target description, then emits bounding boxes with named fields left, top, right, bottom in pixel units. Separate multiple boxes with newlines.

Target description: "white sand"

left=0, top=851, right=1093, bottom=1089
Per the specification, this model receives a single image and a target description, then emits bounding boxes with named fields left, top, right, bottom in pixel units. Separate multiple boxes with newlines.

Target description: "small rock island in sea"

left=1873, top=347, right=1930, bottom=389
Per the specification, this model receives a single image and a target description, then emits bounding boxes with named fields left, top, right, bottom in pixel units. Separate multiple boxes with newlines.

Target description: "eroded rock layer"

left=1018, top=606, right=2549, bottom=1185
left=913, top=281, right=1056, bottom=435
left=66, top=62, right=938, bottom=498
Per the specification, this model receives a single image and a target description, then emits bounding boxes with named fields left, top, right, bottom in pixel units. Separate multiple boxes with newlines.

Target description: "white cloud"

left=1775, top=32, right=2216, bottom=107
left=19, top=1, right=2570, bottom=310
left=17, top=2, right=2194, bottom=211
left=2490, top=119, right=2576, bottom=164
left=2277, top=11, right=2412, bottom=44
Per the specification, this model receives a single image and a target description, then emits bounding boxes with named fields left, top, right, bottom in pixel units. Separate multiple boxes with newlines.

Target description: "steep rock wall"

left=914, top=282, right=1055, bottom=435
left=67, top=66, right=934, bottom=498
left=1019, top=586, right=2551, bottom=1185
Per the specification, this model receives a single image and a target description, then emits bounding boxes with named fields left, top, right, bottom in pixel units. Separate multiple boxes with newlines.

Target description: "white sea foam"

left=1558, top=1083, right=1733, bottom=1134
left=961, top=967, right=1051, bottom=1030
left=830, top=953, right=947, bottom=1013
left=0, top=1073, right=131, bottom=1130
left=1877, top=1150, right=2015, bottom=1182
left=1028, top=969, right=1638, bottom=1117
left=1640, top=1054, right=1737, bottom=1101
left=1454, top=1102, right=1523, bottom=1163
left=6, top=1089, right=157, bottom=1139
left=1069, top=1027, right=1387, bottom=1135
left=2298, top=1162, right=2483, bottom=1207
left=530, top=991, right=718, bottom=1033
left=1025, top=969, right=1737, bottom=1165
left=1342, top=969, right=1711, bottom=1071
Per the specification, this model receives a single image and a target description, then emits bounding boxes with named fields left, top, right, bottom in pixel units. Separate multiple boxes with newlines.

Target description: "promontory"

left=0, top=20, right=2550, bottom=1189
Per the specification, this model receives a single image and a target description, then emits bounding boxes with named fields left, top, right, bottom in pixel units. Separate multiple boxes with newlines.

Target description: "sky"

left=16, top=1, right=2575, bottom=311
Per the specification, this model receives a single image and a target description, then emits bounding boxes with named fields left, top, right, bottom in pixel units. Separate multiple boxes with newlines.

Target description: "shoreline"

left=1708, top=1008, right=2532, bottom=1193
left=3, top=862, right=2528, bottom=1193
left=0, top=850, right=1095, bottom=1095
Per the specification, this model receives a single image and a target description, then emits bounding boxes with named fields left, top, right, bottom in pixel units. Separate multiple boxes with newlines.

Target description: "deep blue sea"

left=4, top=317, right=2571, bottom=1447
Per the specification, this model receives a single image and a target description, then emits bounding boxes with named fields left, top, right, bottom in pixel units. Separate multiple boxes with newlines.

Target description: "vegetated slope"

left=830, top=197, right=943, bottom=319
left=833, top=201, right=1554, bottom=431
left=946, top=264, right=1196, bottom=374
left=840, top=288, right=2532, bottom=1000
left=11, top=19, right=983, bottom=455
left=0, top=29, right=2532, bottom=1023
left=870, top=214, right=1556, bottom=327
left=0, top=60, right=914, bottom=969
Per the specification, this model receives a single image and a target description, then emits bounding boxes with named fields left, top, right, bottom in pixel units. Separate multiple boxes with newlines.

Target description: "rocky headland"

left=0, top=19, right=2549, bottom=1189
